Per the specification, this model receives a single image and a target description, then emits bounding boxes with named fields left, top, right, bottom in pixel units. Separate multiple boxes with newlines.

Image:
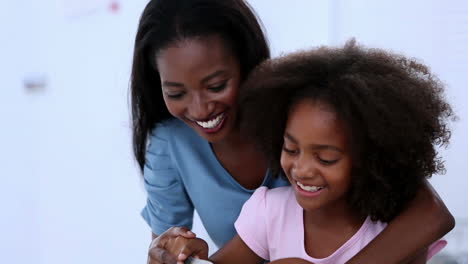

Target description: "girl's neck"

left=303, top=198, right=366, bottom=259
left=304, top=199, right=363, bottom=229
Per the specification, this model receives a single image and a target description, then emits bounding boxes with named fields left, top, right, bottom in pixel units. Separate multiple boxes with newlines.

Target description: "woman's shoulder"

left=150, top=118, right=198, bottom=142
left=147, top=118, right=208, bottom=161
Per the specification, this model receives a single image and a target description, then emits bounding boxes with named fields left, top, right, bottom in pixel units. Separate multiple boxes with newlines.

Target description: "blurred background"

left=0, top=0, right=466, bottom=263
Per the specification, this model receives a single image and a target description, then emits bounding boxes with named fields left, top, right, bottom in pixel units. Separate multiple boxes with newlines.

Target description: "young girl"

left=162, top=41, right=455, bottom=264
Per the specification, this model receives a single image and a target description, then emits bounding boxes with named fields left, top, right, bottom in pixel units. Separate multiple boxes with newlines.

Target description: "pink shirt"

left=235, top=186, right=446, bottom=263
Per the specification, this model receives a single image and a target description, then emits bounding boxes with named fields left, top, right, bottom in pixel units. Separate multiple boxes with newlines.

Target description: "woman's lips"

left=193, top=112, right=227, bottom=134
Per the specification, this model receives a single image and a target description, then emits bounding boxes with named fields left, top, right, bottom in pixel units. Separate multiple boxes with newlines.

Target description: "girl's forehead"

left=289, top=100, right=338, bottom=125
left=286, top=100, right=349, bottom=147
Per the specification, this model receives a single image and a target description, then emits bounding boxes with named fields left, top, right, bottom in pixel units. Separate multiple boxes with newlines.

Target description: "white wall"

left=248, top=0, right=331, bottom=56
left=1, top=0, right=466, bottom=263
left=1, top=0, right=150, bottom=263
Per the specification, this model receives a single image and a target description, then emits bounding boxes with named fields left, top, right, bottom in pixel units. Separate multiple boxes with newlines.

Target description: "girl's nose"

left=292, top=156, right=317, bottom=179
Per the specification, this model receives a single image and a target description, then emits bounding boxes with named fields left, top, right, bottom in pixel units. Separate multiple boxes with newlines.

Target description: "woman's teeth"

left=196, top=113, right=224, bottom=129
left=297, top=181, right=323, bottom=192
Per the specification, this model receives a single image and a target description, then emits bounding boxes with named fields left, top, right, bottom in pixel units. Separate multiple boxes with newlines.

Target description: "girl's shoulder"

left=251, top=186, right=295, bottom=211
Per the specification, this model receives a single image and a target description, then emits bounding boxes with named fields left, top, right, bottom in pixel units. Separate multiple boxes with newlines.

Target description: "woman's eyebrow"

left=201, top=70, right=226, bottom=84
left=284, top=132, right=298, bottom=144
left=162, top=70, right=227, bottom=88
left=162, top=81, right=184, bottom=88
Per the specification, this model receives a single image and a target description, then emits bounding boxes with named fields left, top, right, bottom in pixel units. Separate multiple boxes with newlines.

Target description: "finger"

left=149, top=247, right=177, bottom=264
left=153, top=228, right=195, bottom=250
left=177, top=253, right=188, bottom=264
left=169, top=226, right=196, bottom=238
left=147, top=253, right=163, bottom=264
left=176, top=240, right=208, bottom=261
left=177, top=252, right=189, bottom=262
left=147, top=255, right=163, bottom=264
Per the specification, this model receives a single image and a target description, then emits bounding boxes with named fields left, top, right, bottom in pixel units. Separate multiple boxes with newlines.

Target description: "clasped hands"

left=147, top=227, right=312, bottom=264
left=147, top=227, right=208, bottom=264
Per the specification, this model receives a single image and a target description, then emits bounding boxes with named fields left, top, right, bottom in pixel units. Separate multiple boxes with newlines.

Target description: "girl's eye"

left=208, top=83, right=227, bottom=92
left=282, top=146, right=299, bottom=155
left=318, top=157, right=338, bottom=166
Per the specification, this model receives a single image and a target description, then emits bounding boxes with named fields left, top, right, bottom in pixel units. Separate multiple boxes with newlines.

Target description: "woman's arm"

left=346, top=180, right=454, bottom=264
left=143, top=126, right=196, bottom=263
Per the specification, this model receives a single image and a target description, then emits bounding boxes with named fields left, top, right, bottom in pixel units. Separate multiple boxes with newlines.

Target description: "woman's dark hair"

left=131, top=0, right=270, bottom=171
left=240, top=40, right=456, bottom=222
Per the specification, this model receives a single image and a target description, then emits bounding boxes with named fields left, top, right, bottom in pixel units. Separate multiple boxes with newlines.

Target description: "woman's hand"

left=147, top=227, right=208, bottom=264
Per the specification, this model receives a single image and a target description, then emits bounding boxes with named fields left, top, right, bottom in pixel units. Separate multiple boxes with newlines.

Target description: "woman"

left=130, top=0, right=454, bottom=263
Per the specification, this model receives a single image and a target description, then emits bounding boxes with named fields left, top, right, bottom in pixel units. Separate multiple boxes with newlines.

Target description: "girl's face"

left=156, top=35, right=242, bottom=143
left=281, top=99, right=353, bottom=212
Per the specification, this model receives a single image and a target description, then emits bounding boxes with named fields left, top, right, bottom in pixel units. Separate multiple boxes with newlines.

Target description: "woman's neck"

left=211, top=127, right=247, bottom=152
left=210, top=118, right=254, bottom=151
left=210, top=128, right=268, bottom=190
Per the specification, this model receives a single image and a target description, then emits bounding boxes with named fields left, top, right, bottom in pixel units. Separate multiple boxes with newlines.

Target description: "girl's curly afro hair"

left=239, top=40, right=456, bottom=222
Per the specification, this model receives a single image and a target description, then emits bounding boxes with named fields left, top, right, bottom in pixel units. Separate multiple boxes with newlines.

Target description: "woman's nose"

left=188, top=94, right=214, bottom=120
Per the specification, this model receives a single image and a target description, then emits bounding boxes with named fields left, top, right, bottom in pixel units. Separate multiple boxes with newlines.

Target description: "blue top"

left=141, top=118, right=290, bottom=247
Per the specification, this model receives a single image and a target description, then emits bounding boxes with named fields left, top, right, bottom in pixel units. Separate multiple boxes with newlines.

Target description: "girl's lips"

left=295, top=181, right=325, bottom=197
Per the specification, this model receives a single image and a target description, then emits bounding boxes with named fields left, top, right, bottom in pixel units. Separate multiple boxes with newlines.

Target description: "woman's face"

left=280, top=100, right=353, bottom=213
left=156, top=35, right=241, bottom=143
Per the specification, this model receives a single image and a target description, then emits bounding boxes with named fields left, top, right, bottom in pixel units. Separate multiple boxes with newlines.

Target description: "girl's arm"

left=407, top=248, right=429, bottom=264
left=346, top=180, right=454, bottom=264
left=209, top=235, right=264, bottom=264
left=159, top=233, right=263, bottom=264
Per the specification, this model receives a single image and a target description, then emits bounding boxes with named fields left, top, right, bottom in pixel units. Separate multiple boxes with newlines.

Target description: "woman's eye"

left=165, top=92, right=184, bottom=99
left=282, top=147, right=298, bottom=155
left=208, top=83, right=227, bottom=92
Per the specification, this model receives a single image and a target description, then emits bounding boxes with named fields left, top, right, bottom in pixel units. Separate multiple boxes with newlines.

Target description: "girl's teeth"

left=196, top=113, right=224, bottom=129
left=297, top=181, right=323, bottom=192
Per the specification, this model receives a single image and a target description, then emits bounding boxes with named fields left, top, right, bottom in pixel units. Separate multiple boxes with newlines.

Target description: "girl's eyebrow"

left=284, top=132, right=343, bottom=153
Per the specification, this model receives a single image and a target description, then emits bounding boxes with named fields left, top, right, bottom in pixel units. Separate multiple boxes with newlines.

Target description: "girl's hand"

left=147, top=226, right=200, bottom=264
